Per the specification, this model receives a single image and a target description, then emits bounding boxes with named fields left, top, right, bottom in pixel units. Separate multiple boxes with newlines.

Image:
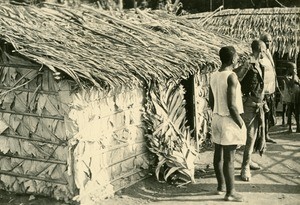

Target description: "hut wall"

left=0, top=61, right=75, bottom=201
left=194, top=71, right=212, bottom=149
left=0, top=60, right=150, bottom=203
left=67, top=86, right=150, bottom=204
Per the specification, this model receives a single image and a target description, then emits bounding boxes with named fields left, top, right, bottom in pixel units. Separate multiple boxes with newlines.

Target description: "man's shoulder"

left=227, top=72, right=239, bottom=85
left=228, top=71, right=238, bottom=79
left=242, top=65, right=258, bottom=76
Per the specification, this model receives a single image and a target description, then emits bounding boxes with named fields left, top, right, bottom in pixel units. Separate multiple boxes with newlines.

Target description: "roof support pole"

left=193, top=74, right=199, bottom=152
left=119, top=0, right=123, bottom=10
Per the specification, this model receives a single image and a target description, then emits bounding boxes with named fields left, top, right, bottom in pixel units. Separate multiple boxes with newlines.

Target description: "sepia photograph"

left=0, top=0, right=299, bottom=204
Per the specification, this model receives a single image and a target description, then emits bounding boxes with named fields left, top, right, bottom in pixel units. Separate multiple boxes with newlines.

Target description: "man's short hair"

left=251, top=40, right=264, bottom=52
left=286, top=62, right=296, bottom=75
left=219, top=46, right=236, bottom=65
left=260, top=33, right=272, bottom=42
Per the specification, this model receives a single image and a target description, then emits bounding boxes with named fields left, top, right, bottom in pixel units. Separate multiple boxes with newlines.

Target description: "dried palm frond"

left=144, top=80, right=196, bottom=185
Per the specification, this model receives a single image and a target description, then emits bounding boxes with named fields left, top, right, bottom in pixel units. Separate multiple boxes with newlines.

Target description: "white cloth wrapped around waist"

left=211, top=113, right=246, bottom=146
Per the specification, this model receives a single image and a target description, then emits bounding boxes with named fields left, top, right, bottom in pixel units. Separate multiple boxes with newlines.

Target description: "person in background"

left=282, top=62, right=300, bottom=133
left=260, top=33, right=278, bottom=144
left=209, top=46, right=246, bottom=202
left=234, top=40, right=267, bottom=181
left=281, top=66, right=292, bottom=127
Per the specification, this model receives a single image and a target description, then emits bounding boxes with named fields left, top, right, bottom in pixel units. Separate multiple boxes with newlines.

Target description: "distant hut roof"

left=188, top=7, right=300, bottom=58
left=0, top=4, right=248, bottom=89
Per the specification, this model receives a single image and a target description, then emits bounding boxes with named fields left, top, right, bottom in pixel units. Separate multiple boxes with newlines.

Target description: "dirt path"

left=1, top=123, right=299, bottom=205
left=104, top=124, right=300, bottom=205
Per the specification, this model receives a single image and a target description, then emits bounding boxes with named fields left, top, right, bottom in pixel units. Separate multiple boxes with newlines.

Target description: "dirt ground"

left=1, top=119, right=300, bottom=205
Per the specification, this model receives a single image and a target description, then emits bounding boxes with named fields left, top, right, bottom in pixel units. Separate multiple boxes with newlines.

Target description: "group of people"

left=281, top=62, right=300, bottom=132
left=209, top=33, right=300, bottom=202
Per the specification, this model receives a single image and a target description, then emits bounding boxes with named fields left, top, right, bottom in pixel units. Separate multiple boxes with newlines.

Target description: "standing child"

left=280, top=86, right=289, bottom=126
left=209, top=46, right=246, bottom=202
left=281, top=67, right=292, bottom=126
left=282, top=62, right=300, bottom=132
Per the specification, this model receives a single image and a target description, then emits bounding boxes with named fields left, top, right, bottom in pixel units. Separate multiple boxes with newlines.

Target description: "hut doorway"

left=181, top=74, right=196, bottom=138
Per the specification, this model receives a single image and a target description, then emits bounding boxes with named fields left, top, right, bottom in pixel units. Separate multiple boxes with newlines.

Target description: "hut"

left=188, top=7, right=299, bottom=58
left=0, top=3, right=248, bottom=204
left=187, top=7, right=300, bottom=106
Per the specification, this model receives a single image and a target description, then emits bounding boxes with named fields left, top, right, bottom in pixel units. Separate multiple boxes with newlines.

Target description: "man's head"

left=219, top=46, right=238, bottom=67
left=260, top=33, right=272, bottom=49
left=251, top=40, right=266, bottom=59
left=286, top=62, right=297, bottom=75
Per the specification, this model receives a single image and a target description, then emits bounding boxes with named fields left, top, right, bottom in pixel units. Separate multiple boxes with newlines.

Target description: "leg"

left=295, top=103, right=300, bottom=132
left=241, top=116, right=259, bottom=181
left=213, top=144, right=225, bottom=192
left=287, top=103, right=292, bottom=132
left=265, top=110, right=270, bottom=135
left=282, top=103, right=286, bottom=125
left=223, top=145, right=243, bottom=202
left=265, top=94, right=277, bottom=143
left=223, top=145, right=237, bottom=195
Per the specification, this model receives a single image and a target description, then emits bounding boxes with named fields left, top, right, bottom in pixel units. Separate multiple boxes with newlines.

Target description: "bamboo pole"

left=0, top=110, right=64, bottom=120
left=193, top=74, right=199, bottom=152
left=0, top=170, right=68, bottom=185
left=110, top=168, right=147, bottom=183
left=95, top=140, right=145, bottom=154
left=0, top=72, right=38, bottom=97
left=0, top=152, right=67, bottom=165
left=118, top=0, right=123, bottom=11
left=0, top=133, right=67, bottom=146
left=105, top=152, right=148, bottom=169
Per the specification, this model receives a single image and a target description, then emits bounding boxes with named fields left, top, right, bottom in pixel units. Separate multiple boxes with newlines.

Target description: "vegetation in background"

left=9, top=0, right=300, bottom=13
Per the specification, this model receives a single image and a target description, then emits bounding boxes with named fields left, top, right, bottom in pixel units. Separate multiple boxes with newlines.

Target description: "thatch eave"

left=0, top=3, right=249, bottom=89
left=188, top=7, right=300, bottom=58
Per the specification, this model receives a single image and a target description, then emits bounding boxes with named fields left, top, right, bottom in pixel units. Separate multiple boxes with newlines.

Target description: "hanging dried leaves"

left=194, top=7, right=300, bottom=58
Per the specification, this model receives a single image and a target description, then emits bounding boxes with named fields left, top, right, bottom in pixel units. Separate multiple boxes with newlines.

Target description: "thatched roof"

left=0, top=3, right=248, bottom=89
left=188, top=7, right=300, bottom=58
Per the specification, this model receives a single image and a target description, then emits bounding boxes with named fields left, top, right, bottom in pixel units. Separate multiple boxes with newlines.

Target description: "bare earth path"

left=105, top=123, right=300, bottom=205
left=0, top=123, right=299, bottom=205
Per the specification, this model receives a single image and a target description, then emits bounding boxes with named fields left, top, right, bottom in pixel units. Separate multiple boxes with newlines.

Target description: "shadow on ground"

left=118, top=125, right=300, bottom=203
left=0, top=123, right=299, bottom=205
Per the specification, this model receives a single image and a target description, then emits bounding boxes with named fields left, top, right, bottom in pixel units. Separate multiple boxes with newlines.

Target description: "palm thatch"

left=188, top=7, right=300, bottom=58
left=0, top=3, right=249, bottom=89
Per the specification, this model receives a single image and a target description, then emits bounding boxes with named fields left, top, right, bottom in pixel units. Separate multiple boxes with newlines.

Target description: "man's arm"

left=227, top=73, right=244, bottom=128
left=234, top=63, right=250, bottom=82
left=292, top=72, right=300, bottom=85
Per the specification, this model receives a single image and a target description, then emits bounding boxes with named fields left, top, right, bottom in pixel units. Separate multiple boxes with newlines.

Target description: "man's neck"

left=220, top=64, right=233, bottom=71
left=250, top=54, right=259, bottom=63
